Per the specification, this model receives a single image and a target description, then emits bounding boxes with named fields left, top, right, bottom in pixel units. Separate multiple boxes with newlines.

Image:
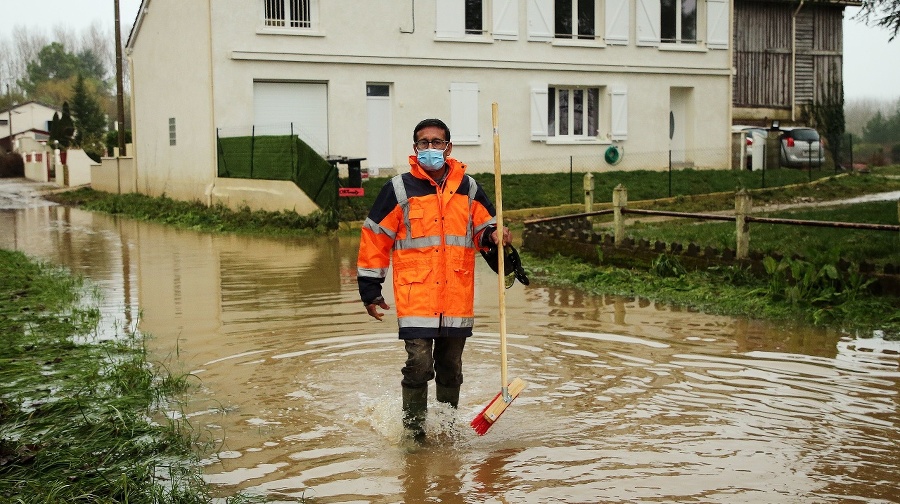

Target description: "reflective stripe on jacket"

left=357, top=156, right=496, bottom=339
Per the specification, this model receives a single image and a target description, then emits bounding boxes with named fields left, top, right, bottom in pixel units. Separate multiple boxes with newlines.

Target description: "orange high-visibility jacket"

left=357, top=156, right=497, bottom=339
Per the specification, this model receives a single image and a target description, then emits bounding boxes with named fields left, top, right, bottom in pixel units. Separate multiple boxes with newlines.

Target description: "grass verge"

left=0, top=249, right=266, bottom=503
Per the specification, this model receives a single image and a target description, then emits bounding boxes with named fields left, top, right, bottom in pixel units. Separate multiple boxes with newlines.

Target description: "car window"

left=790, top=129, right=819, bottom=141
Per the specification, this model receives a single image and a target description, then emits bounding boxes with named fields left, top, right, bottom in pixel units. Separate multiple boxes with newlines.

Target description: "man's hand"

left=365, top=297, right=391, bottom=321
left=491, top=226, right=512, bottom=247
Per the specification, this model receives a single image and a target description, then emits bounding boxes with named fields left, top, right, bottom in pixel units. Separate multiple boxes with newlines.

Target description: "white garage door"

left=253, top=81, right=329, bottom=155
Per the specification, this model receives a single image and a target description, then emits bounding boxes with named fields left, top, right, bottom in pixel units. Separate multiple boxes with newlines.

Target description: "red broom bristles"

left=470, top=391, right=503, bottom=435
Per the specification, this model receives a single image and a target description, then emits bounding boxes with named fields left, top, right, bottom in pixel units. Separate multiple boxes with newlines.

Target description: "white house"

left=0, top=101, right=59, bottom=153
left=126, top=0, right=733, bottom=213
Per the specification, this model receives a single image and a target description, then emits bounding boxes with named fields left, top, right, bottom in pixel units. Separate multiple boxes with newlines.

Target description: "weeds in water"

left=0, top=250, right=277, bottom=503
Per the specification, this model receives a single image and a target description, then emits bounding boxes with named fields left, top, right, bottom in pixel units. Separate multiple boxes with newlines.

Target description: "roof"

left=125, top=0, right=151, bottom=51
left=0, top=101, right=61, bottom=116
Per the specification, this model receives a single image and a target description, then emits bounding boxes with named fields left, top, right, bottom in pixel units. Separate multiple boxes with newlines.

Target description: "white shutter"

left=706, top=0, right=729, bottom=49
left=636, top=0, right=660, bottom=47
left=493, top=0, right=519, bottom=40
left=610, top=87, right=628, bottom=141
left=530, top=87, right=549, bottom=140
left=527, top=0, right=553, bottom=41
left=605, top=0, right=630, bottom=45
left=435, top=0, right=465, bottom=39
left=450, top=82, right=479, bottom=143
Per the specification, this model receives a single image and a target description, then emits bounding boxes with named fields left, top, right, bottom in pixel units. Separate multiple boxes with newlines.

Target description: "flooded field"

left=1, top=186, right=898, bottom=503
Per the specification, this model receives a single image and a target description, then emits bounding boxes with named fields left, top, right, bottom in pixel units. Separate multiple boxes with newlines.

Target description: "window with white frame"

left=661, top=0, right=697, bottom=44
left=264, top=0, right=317, bottom=29
left=436, top=0, right=489, bottom=38
left=168, top=117, right=176, bottom=146
left=548, top=86, right=599, bottom=138
left=555, top=0, right=595, bottom=40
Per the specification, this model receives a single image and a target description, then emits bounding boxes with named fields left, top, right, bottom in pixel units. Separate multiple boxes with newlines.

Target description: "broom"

left=471, top=102, right=526, bottom=436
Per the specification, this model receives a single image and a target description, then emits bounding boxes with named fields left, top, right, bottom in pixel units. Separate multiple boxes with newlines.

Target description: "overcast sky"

left=1, top=0, right=897, bottom=102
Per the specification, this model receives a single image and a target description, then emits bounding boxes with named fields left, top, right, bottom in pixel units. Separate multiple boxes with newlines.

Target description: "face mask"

left=417, top=149, right=446, bottom=171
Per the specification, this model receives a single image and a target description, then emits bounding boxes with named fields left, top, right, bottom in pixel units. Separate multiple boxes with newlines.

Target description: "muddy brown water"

left=1, top=198, right=898, bottom=503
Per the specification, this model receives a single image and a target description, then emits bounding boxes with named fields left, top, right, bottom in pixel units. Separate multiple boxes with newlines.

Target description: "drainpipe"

left=400, top=0, right=415, bottom=33
left=206, top=0, right=217, bottom=206
left=791, top=0, right=806, bottom=122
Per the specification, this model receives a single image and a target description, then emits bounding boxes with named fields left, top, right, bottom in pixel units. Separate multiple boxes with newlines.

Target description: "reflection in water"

left=1, top=204, right=898, bottom=503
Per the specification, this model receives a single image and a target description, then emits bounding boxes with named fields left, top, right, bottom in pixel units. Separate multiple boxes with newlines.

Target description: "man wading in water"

left=357, top=118, right=510, bottom=442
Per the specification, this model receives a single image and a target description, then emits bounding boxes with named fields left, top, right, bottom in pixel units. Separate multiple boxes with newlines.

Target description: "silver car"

left=779, top=127, right=825, bottom=168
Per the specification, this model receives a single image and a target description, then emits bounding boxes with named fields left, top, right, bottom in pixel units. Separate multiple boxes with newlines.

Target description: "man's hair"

left=413, top=118, right=451, bottom=142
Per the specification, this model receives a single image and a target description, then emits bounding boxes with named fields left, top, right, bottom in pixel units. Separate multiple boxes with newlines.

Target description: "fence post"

left=735, top=189, right=751, bottom=259
left=583, top=172, right=594, bottom=212
left=613, top=184, right=627, bottom=246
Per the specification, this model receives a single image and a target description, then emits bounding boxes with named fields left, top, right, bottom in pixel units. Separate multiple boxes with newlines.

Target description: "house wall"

left=212, top=0, right=731, bottom=174
left=128, top=0, right=215, bottom=202
left=129, top=0, right=734, bottom=212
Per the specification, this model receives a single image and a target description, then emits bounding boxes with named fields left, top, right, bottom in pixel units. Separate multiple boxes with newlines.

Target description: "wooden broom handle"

left=492, top=102, right=509, bottom=397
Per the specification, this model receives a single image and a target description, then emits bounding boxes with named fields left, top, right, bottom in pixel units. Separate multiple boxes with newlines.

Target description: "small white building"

left=1, top=101, right=59, bottom=153
left=126, top=0, right=734, bottom=212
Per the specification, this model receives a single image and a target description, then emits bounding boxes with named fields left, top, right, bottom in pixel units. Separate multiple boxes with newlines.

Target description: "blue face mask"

left=417, top=149, right=446, bottom=171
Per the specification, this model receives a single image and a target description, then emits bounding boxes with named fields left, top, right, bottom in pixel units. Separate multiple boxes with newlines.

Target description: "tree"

left=17, top=42, right=107, bottom=97
left=857, top=0, right=900, bottom=41
left=70, top=74, right=106, bottom=160
left=802, top=74, right=846, bottom=168
left=56, top=102, right=75, bottom=149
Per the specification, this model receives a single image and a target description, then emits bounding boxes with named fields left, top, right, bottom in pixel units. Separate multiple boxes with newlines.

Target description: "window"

left=661, top=0, right=697, bottom=44
left=548, top=86, right=599, bottom=138
left=436, top=0, right=488, bottom=39
left=555, top=0, right=595, bottom=40
left=264, top=0, right=316, bottom=29
left=466, top=0, right=483, bottom=34
left=168, top=118, right=176, bottom=146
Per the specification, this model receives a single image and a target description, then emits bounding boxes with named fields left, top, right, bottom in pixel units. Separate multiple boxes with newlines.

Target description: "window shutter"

left=610, top=87, right=628, bottom=141
left=530, top=87, right=549, bottom=140
left=450, top=82, right=480, bottom=142
left=605, top=0, right=630, bottom=45
left=706, top=0, right=729, bottom=50
left=527, top=0, right=553, bottom=41
left=493, top=0, right=519, bottom=40
left=435, top=0, right=465, bottom=39
left=636, top=0, right=660, bottom=47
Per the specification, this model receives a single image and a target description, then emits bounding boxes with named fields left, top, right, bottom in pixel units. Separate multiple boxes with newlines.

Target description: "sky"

left=0, top=0, right=898, bottom=102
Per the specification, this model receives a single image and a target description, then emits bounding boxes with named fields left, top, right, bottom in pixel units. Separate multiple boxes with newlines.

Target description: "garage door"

left=253, top=81, right=329, bottom=155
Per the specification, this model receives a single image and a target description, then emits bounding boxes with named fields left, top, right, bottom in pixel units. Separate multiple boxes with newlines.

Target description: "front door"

left=366, top=84, right=392, bottom=176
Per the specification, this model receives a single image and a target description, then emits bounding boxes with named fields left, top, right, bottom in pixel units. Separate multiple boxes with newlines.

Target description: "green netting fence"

left=216, top=127, right=337, bottom=211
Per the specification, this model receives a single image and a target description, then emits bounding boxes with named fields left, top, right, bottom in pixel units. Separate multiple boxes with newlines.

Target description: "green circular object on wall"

left=604, top=145, right=622, bottom=165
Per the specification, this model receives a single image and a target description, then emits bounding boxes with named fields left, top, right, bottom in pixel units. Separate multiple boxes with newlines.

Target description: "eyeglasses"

left=414, top=139, right=449, bottom=150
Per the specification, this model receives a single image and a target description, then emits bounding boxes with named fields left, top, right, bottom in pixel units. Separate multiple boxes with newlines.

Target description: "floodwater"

left=1, top=183, right=899, bottom=503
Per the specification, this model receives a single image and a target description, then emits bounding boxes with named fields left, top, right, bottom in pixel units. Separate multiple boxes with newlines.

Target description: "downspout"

left=791, top=0, right=806, bottom=122
left=400, top=0, right=415, bottom=33
left=205, top=0, right=217, bottom=206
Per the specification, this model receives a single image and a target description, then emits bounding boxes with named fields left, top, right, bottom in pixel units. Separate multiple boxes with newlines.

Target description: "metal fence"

left=216, top=124, right=337, bottom=211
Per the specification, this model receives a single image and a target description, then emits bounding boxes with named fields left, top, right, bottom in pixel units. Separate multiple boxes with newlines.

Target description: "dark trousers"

left=401, top=337, right=467, bottom=389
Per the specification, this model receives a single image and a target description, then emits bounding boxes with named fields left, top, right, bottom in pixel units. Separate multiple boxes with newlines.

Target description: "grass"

left=0, top=249, right=268, bottom=503
left=41, top=166, right=900, bottom=339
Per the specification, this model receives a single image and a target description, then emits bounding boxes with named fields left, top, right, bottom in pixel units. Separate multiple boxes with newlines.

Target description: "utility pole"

left=114, top=0, right=127, bottom=156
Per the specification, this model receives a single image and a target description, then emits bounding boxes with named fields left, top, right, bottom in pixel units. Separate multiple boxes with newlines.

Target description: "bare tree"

left=857, top=0, right=900, bottom=40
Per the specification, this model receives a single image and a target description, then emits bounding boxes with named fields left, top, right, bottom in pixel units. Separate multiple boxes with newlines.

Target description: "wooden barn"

left=732, top=0, right=861, bottom=125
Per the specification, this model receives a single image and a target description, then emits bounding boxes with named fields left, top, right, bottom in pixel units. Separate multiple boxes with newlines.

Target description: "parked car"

left=779, top=127, right=825, bottom=168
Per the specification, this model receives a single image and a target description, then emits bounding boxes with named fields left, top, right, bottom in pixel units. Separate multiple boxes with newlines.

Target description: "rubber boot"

left=435, top=384, right=460, bottom=409
left=402, top=386, right=427, bottom=443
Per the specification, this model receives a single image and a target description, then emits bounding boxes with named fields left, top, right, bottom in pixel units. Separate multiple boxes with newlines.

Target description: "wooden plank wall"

left=733, top=0, right=845, bottom=110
